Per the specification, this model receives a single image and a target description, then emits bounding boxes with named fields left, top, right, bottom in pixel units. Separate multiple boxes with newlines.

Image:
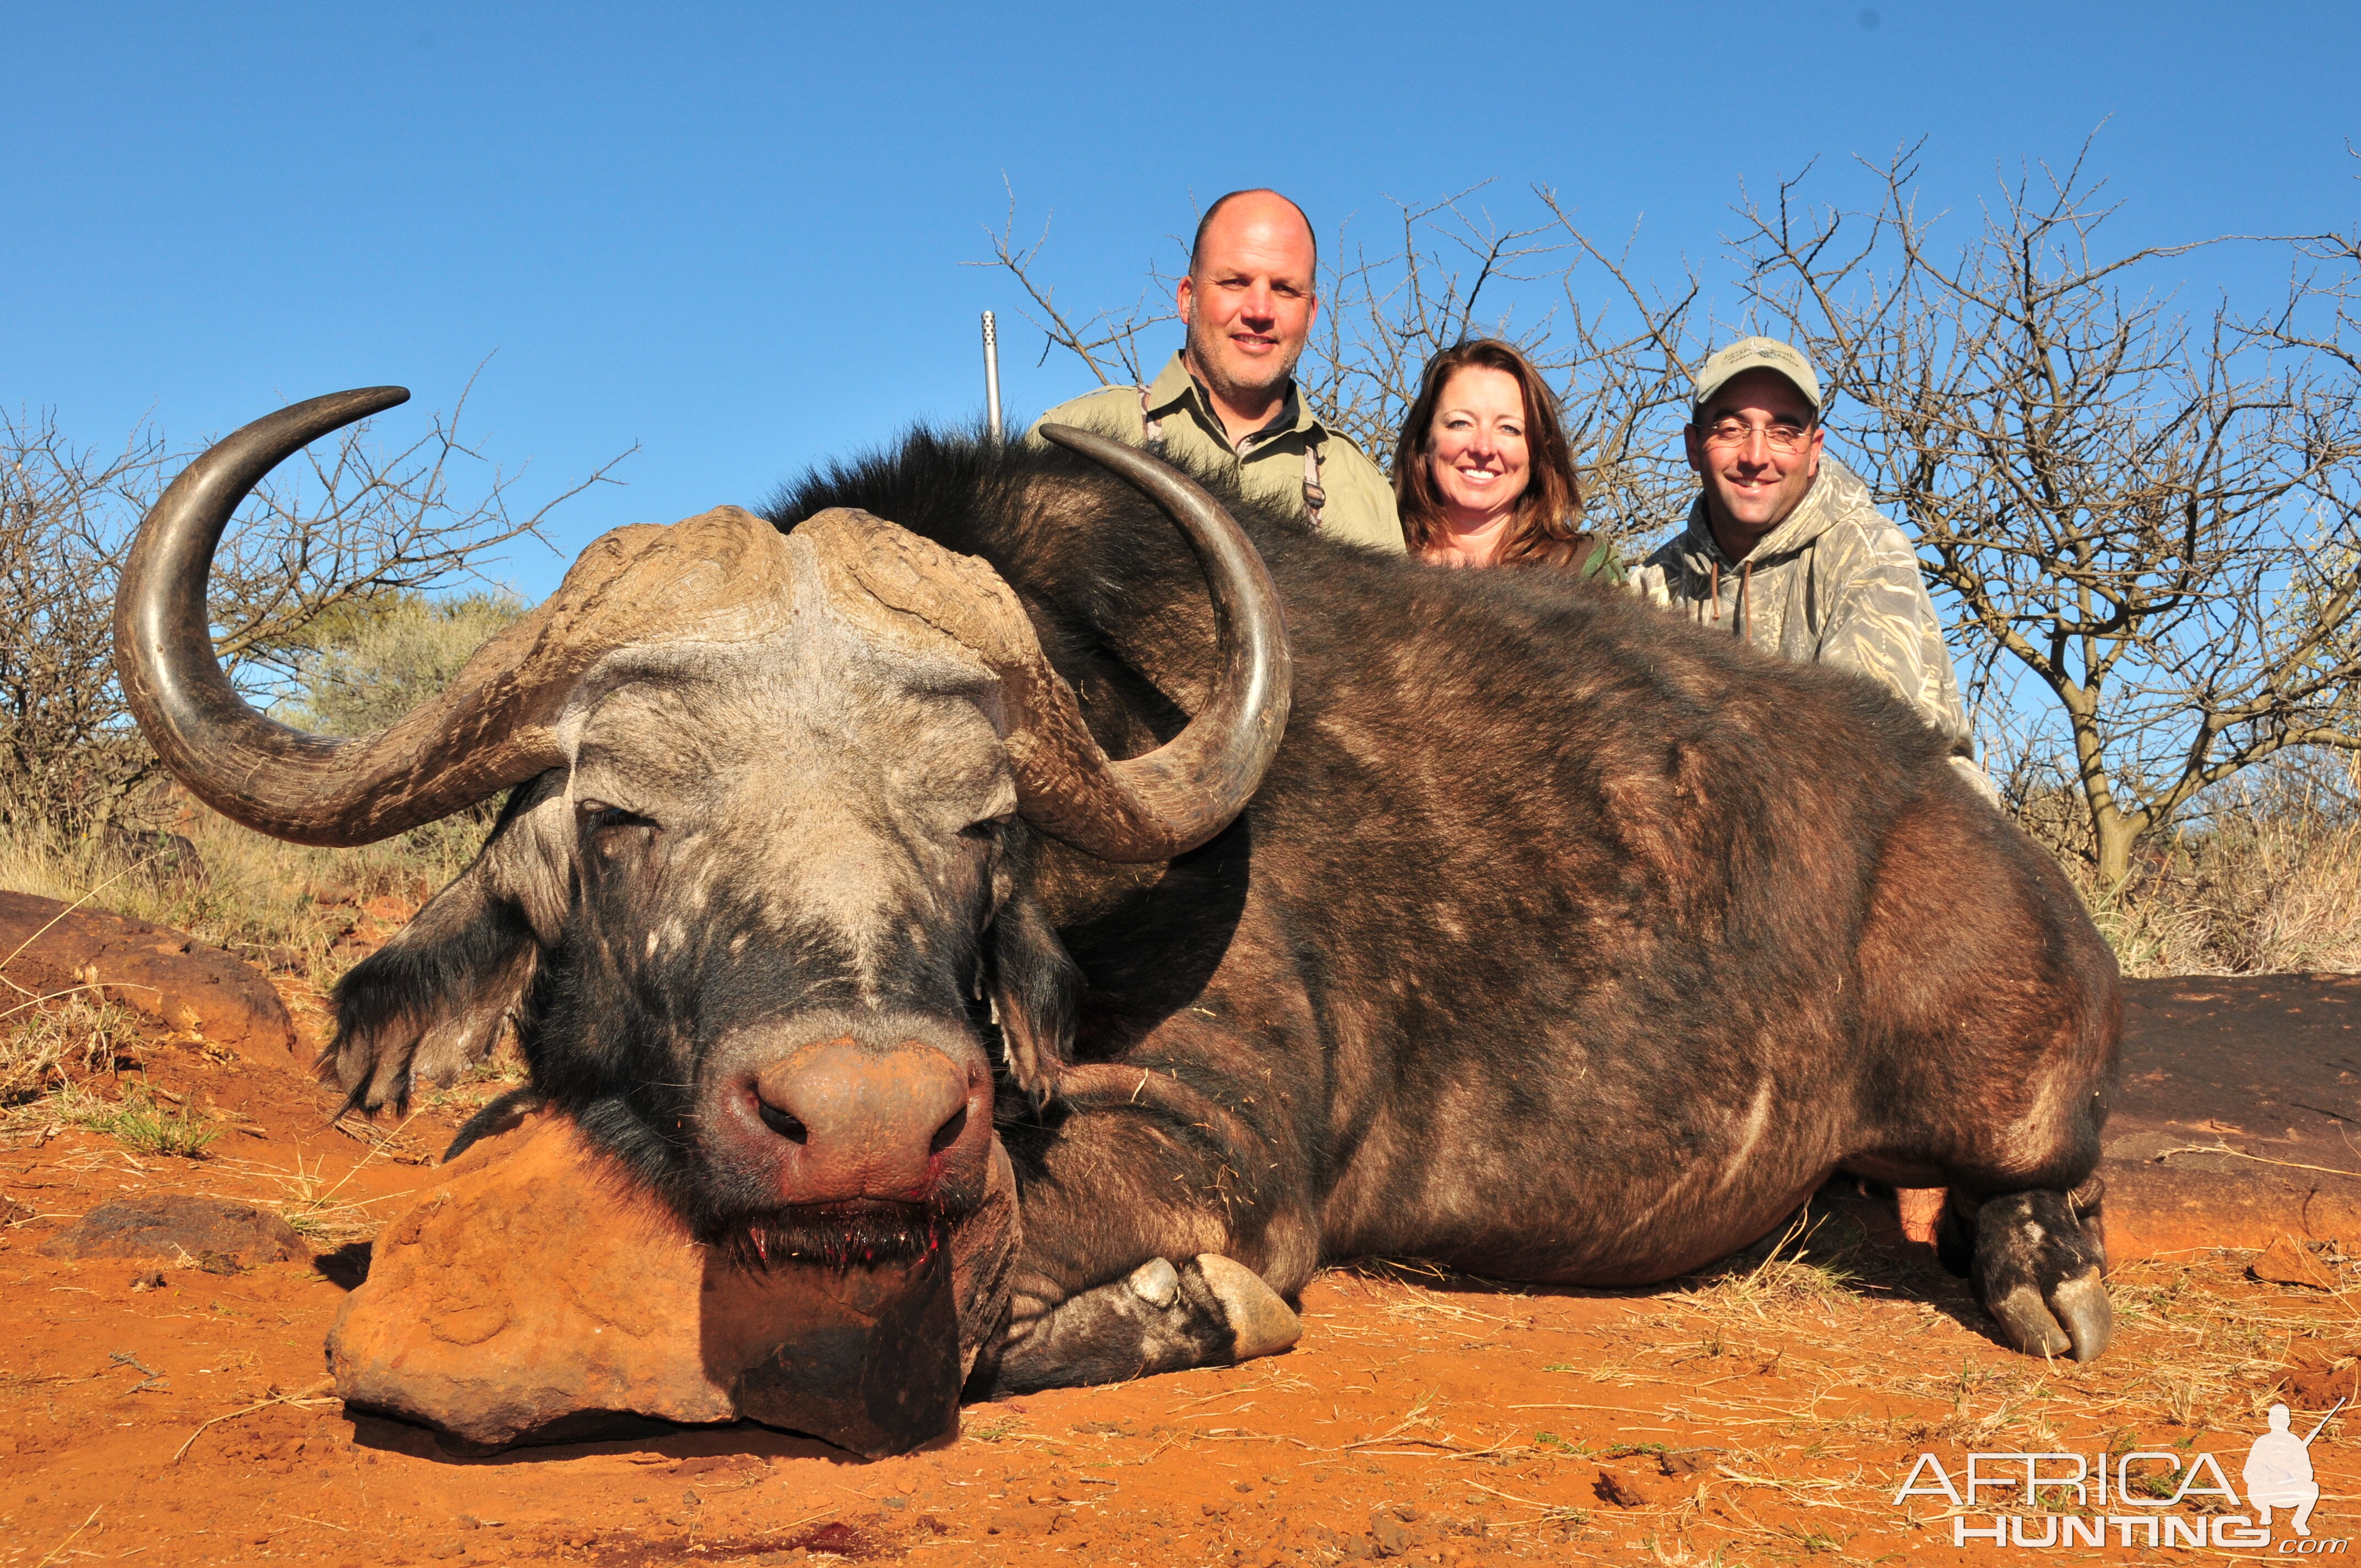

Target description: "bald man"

left=1031, top=189, right=1404, bottom=553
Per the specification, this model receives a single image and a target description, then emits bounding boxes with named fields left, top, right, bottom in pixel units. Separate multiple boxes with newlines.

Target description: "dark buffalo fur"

left=330, top=426, right=2118, bottom=1384
left=765, top=429, right=2118, bottom=1367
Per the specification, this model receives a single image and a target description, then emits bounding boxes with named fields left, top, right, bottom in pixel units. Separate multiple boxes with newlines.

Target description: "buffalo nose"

left=750, top=1036, right=971, bottom=1201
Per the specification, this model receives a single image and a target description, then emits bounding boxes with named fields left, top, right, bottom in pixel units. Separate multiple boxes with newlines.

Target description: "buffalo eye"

left=576, top=799, right=658, bottom=848
left=958, top=812, right=1014, bottom=846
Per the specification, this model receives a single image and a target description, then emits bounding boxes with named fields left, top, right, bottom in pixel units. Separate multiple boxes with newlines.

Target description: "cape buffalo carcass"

left=115, top=386, right=2119, bottom=1399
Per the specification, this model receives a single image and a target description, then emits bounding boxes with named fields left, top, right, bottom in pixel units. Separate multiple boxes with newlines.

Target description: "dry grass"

left=0, top=990, right=142, bottom=1105
left=0, top=798, right=492, bottom=1156
left=2009, top=756, right=2361, bottom=977
left=1314, top=1228, right=2361, bottom=1565
left=2079, top=810, right=2361, bottom=977
left=0, top=798, right=491, bottom=995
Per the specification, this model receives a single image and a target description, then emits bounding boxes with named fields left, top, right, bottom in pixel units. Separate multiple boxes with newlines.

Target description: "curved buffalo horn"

left=1015, top=423, right=1293, bottom=862
left=113, top=387, right=583, bottom=846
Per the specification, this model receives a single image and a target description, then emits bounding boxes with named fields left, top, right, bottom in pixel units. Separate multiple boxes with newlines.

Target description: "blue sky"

left=6, top=2, right=2356, bottom=597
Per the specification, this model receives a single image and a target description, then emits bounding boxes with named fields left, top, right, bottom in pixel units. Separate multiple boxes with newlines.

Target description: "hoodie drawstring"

left=1701, top=557, right=1753, bottom=641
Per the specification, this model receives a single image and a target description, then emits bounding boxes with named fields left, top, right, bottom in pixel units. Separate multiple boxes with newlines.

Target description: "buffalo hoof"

left=1193, top=1254, right=1302, bottom=1361
left=1972, top=1189, right=2112, bottom=1362
left=990, top=1255, right=1299, bottom=1394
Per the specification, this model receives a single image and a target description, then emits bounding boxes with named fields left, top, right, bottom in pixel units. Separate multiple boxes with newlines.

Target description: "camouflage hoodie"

left=1629, top=456, right=1974, bottom=756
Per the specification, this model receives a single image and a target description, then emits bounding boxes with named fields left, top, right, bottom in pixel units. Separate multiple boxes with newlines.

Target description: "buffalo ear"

left=987, top=881, right=1080, bottom=1102
left=327, top=774, right=573, bottom=1114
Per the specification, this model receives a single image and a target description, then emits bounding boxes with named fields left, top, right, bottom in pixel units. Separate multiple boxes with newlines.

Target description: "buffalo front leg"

left=978, top=1060, right=1316, bottom=1395
left=987, top=1254, right=1299, bottom=1394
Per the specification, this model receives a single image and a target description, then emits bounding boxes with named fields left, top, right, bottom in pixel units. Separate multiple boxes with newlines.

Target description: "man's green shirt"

left=1030, top=352, right=1406, bottom=554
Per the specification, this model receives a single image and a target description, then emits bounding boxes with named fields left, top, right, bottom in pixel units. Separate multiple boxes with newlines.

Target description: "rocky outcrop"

left=0, top=891, right=296, bottom=1067
left=326, top=1107, right=1016, bottom=1457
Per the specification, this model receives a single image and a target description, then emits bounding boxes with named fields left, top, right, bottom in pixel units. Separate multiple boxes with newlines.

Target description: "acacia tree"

left=0, top=376, right=627, bottom=836
left=1729, top=144, right=2361, bottom=886
left=0, top=416, right=159, bottom=831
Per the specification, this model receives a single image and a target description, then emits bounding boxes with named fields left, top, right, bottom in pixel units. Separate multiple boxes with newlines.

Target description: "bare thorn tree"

left=0, top=374, right=630, bottom=836
left=1304, top=182, right=1559, bottom=459
left=0, top=415, right=165, bottom=834
left=1733, top=140, right=2361, bottom=885
left=209, top=366, right=631, bottom=682
left=970, top=177, right=1174, bottom=390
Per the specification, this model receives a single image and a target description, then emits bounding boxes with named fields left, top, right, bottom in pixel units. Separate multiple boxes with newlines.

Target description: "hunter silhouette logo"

left=2248, top=1401, right=2340, bottom=1537
left=1894, top=1398, right=2348, bottom=1550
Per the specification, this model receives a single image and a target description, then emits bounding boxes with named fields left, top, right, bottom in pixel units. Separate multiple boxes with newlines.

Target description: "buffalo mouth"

left=715, top=1199, right=953, bottom=1272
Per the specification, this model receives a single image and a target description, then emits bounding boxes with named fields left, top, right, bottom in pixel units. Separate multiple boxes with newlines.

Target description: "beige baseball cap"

left=1691, top=336, right=1823, bottom=417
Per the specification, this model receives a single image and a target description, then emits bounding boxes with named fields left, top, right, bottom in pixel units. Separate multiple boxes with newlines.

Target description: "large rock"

left=39, top=1194, right=307, bottom=1265
left=327, top=1107, right=1016, bottom=1457
left=0, top=891, right=296, bottom=1067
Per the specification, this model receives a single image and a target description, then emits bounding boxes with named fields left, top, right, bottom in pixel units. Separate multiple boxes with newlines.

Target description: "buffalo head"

left=113, top=388, right=1290, bottom=1262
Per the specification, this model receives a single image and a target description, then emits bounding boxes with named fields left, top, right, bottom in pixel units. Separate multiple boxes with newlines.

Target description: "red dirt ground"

left=7, top=975, right=2361, bottom=1566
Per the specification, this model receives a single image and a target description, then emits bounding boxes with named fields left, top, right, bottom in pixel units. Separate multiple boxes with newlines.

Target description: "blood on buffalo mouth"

left=721, top=1200, right=950, bottom=1271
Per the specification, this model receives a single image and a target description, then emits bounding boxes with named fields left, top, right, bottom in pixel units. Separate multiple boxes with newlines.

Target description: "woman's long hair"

left=1391, top=339, right=1591, bottom=568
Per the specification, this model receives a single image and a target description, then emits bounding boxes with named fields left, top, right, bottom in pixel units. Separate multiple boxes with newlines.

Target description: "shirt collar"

left=1146, top=350, right=1322, bottom=446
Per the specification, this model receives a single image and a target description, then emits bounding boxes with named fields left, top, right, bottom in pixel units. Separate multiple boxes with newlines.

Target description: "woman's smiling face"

left=1424, top=366, right=1531, bottom=526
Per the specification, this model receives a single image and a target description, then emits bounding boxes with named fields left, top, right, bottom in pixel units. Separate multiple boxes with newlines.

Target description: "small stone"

left=2253, top=1235, right=2338, bottom=1289
left=1595, top=1466, right=1653, bottom=1508
left=40, top=1195, right=304, bottom=1266
left=129, top=1270, right=167, bottom=1291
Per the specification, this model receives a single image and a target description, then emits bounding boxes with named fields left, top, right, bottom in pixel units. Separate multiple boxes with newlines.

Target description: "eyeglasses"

left=1700, top=418, right=1814, bottom=454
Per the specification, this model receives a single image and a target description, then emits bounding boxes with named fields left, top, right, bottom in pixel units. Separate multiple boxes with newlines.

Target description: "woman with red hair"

left=1391, top=339, right=1620, bottom=579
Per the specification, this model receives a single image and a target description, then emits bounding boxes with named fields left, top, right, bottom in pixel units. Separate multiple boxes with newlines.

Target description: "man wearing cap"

left=1029, top=188, right=1404, bottom=553
left=1631, top=336, right=1990, bottom=796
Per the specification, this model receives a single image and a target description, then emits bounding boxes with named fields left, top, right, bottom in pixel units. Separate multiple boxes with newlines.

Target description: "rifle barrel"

left=982, top=311, right=1004, bottom=442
